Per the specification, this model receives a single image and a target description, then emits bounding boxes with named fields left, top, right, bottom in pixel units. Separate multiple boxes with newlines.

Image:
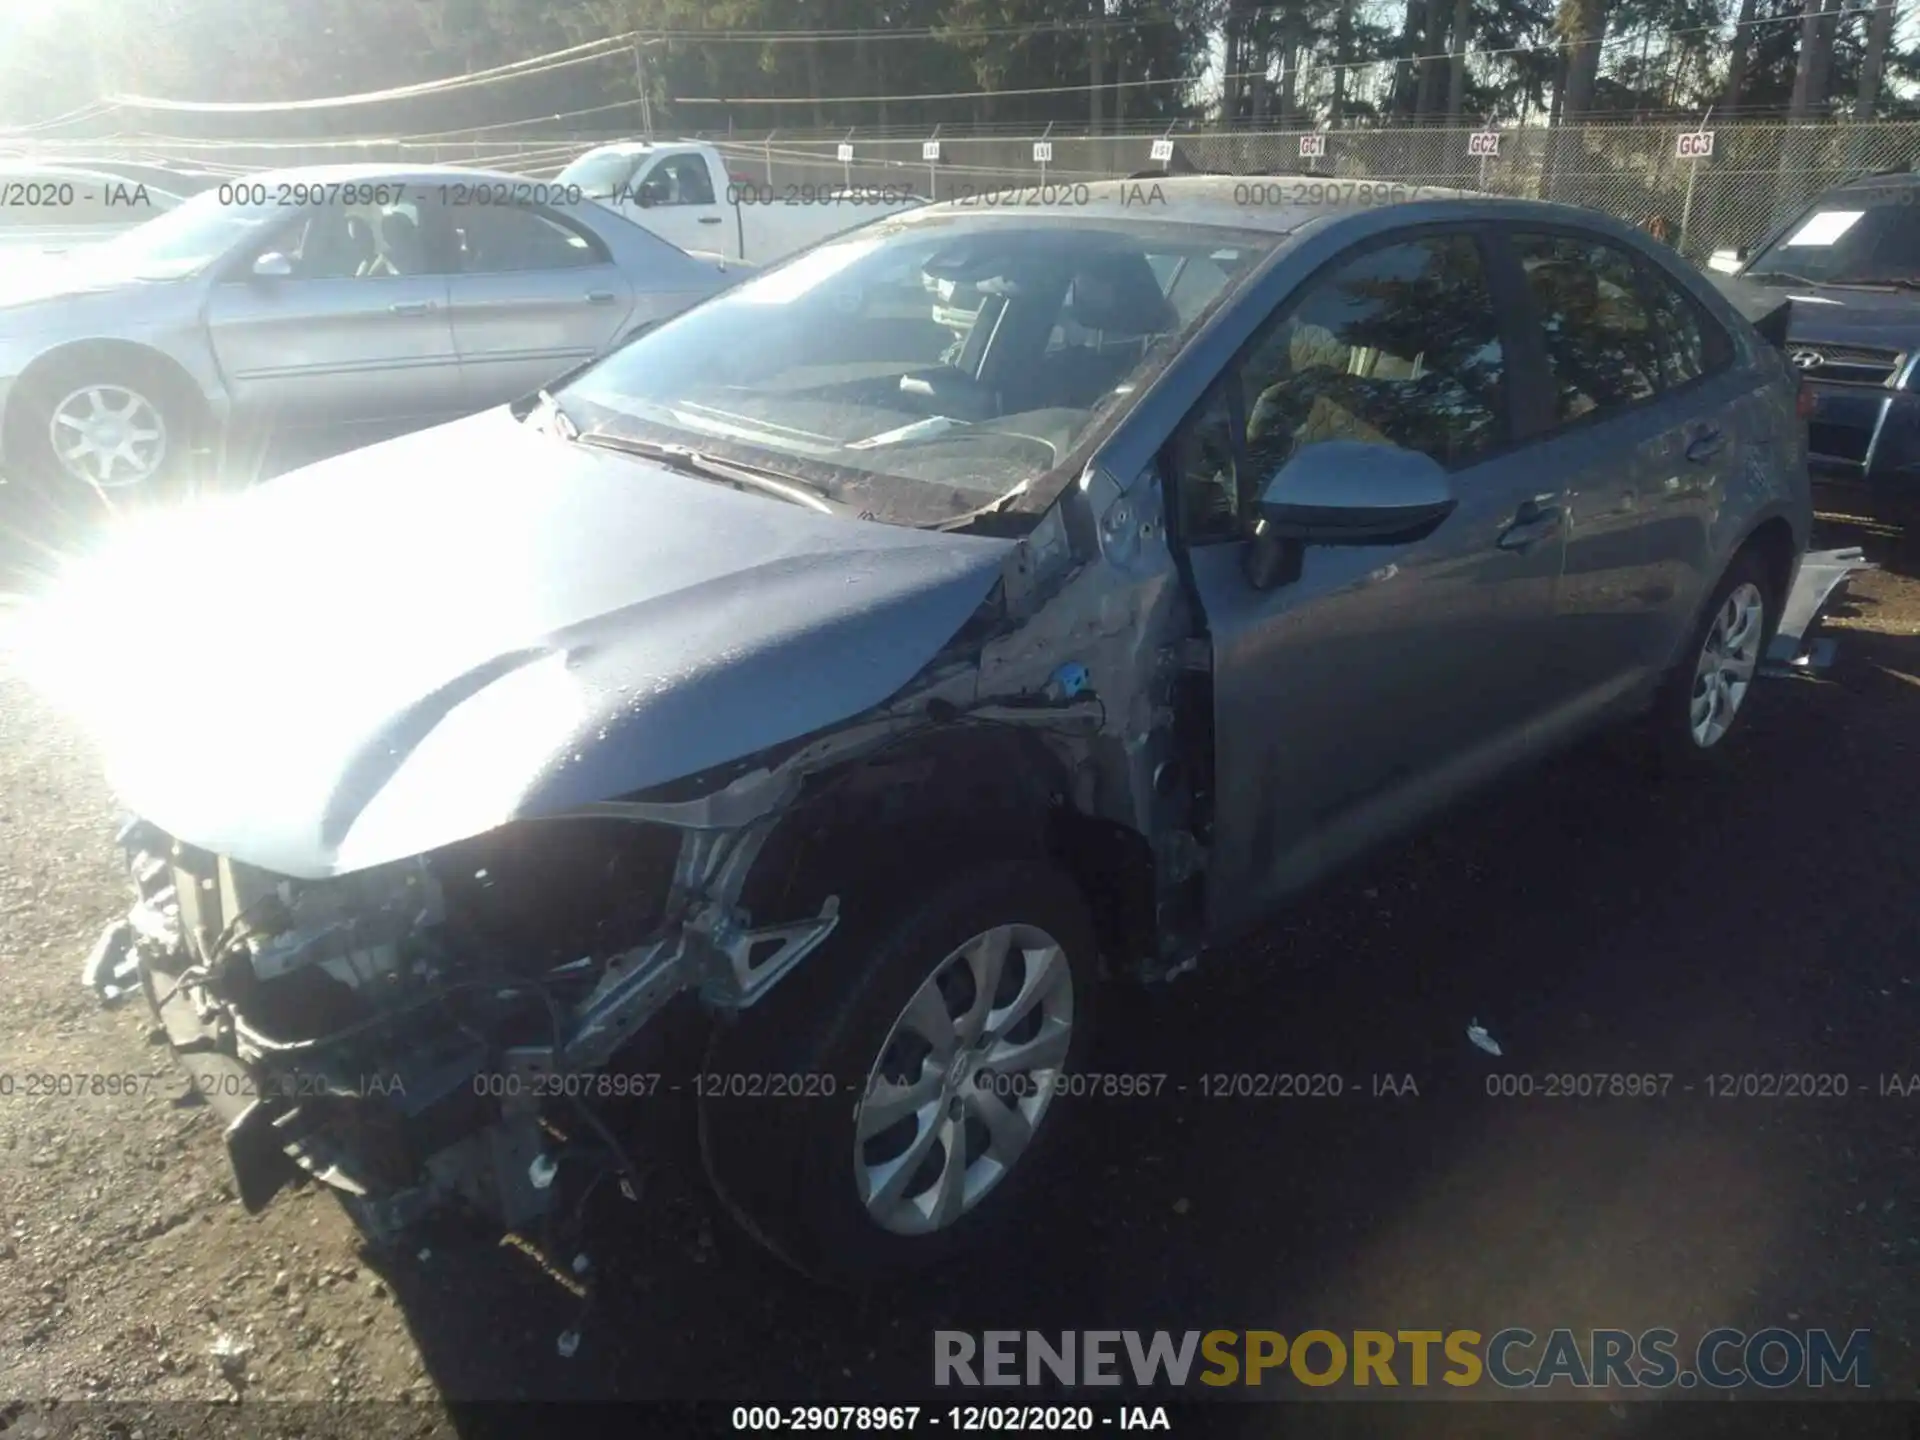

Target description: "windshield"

left=555, top=214, right=1275, bottom=525
left=557, top=149, right=645, bottom=200
left=82, top=187, right=278, bottom=280
left=1746, top=188, right=1920, bottom=286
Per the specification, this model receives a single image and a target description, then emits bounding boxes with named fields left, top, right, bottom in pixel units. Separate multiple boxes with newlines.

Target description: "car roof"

left=904, top=173, right=1506, bottom=234
left=233, top=161, right=557, bottom=188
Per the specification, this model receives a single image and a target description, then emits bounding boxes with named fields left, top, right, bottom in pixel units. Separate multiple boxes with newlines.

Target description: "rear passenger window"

left=1638, top=261, right=1733, bottom=389
left=1513, top=233, right=1663, bottom=422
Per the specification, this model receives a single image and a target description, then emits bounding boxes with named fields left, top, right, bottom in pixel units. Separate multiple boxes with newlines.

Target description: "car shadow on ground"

left=333, top=587, right=1920, bottom=1431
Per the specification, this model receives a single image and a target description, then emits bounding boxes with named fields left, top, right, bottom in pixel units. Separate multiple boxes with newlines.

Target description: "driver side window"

left=640, top=155, right=716, bottom=207
left=275, top=200, right=433, bottom=280
left=1169, top=232, right=1507, bottom=544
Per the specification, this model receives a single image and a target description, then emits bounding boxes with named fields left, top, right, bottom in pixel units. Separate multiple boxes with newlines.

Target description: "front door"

left=625, top=152, right=727, bottom=255
left=206, top=190, right=459, bottom=437
left=1167, top=229, right=1568, bottom=937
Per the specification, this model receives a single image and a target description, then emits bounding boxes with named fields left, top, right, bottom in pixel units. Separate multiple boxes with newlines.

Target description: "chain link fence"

left=16, top=120, right=1920, bottom=258
left=706, top=121, right=1920, bottom=259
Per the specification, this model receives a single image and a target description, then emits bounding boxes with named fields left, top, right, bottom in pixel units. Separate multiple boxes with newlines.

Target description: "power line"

left=670, top=12, right=1816, bottom=112
left=89, top=5, right=1827, bottom=122
left=103, top=32, right=644, bottom=113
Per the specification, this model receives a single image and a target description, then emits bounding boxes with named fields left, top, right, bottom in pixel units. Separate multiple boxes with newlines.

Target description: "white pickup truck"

left=556, top=140, right=924, bottom=265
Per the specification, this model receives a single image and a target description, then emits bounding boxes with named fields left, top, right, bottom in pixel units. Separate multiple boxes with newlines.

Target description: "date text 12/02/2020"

left=729, top=1406, right=1174, bottom=1432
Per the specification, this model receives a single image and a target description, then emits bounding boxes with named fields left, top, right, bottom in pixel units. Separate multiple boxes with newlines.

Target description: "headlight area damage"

left=81, top=672, right=1119, bottom=1247
left=62, top=447, right=1205, bottom=1274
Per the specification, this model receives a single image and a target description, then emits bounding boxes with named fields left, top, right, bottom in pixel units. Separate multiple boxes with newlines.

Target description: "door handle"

left=1497, top=497, right=1562, bottom=552
left=1685, top=429, right=1727, bottom=463
left=388, top=300, right=434, bottom=316
left=697, top=215, right=723, bottom=225
left=586, top=290, right=617, bottom=304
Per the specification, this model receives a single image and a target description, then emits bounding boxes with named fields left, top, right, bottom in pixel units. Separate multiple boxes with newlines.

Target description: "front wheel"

left=698, top=857, right=1100, bottom=1289
left=5, top=356, right=201, bottom=518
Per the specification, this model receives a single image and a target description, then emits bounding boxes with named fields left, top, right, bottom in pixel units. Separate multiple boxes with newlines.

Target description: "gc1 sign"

left=1676, top=130, right=1715, bottom=160
left=1467, top=131, right=1500, bottom=157
left=1298, top=133, right=1326, bottom=159
left=922, top=140, right=941, bottom=161
left=1033, top=140, right=1054, bottom=163
left=1149, top=138, right=1174, bottom=162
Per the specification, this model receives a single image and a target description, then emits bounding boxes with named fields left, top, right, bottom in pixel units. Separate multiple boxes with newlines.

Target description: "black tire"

left=4, top=351, right=204, bottom=515
left=698, top=856, right=1100, bottom=1290
left=1650, top=545, right=1780, bottom=771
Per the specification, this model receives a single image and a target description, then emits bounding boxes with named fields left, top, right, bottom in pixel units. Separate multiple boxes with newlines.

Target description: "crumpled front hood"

left=23, top=407, right=1016, bottom=879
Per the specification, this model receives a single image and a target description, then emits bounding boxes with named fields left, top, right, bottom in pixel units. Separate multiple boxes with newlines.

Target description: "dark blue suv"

left=1725, top=171, right=1920, bottom=530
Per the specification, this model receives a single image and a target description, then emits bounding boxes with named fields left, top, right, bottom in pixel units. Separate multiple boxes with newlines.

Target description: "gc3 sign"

left=1676, top=130, right=1716, bottom=160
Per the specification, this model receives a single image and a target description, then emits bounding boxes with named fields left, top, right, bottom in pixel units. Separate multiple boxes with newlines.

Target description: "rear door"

left=205, top=188, right=460, bottom=431
left=1167, top=226, right=1569, bottom=934
left=1500, top=226, right=1750, bottom=699
left=443, top=202, right=635, bottom=410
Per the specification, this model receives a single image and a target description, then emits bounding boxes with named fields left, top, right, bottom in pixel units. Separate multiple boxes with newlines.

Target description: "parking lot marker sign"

left=1676, top=131, right=1715, bottom=160
left=1468, top=131, right=1500, bottom=157
left=1033, top=140, right=1054, bottom=164
left=1149, top=138, right=1174, bottom=163
left=922, top=140, right=941, bottom=161
left=1299, top=133, right=1326, bottom=159
left=836, top=142, right=855, bottom=163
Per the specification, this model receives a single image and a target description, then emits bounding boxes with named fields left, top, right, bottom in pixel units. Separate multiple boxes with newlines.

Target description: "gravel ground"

left=1, top=510, right=1918, bottom=1431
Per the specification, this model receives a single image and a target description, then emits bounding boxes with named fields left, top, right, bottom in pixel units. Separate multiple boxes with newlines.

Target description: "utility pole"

left=633, top=44, right=655, bottom=141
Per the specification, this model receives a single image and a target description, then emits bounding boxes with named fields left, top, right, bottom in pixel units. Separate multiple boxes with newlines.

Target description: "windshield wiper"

left=568, top=431, right=840, bottom=513
left=1742, top=268, right=1831, bottom=288
left=1835, top=275, right=1920, bottom=289
left=1743, top=268, right=1920, bottom=291
left=526, top=389, right=579, bottom=439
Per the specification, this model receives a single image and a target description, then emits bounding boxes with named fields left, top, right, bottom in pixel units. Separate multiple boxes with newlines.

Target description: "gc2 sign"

left=1676, top=130, right=1715, bottom=160
left=1298, top=133, right=1326, bottom=159
left=1467, top=131, right=1500, bottom=157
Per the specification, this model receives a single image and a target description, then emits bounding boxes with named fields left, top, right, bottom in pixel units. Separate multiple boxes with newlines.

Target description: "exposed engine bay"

left=83, top=669, right=1134, bottom=1248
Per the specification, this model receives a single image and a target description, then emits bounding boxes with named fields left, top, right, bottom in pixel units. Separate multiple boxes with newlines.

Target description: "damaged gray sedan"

left=37, top=178, right=1838, bottom=1288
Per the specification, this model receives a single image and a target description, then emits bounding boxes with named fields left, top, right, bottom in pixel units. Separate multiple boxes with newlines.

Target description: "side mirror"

left=1243, top=441, right=1457, bottom=591
left=251, top=251, right=293, bottom=279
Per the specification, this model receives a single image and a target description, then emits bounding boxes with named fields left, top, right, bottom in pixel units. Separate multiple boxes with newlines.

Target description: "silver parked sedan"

left=0, top=163, right=743, bottom=493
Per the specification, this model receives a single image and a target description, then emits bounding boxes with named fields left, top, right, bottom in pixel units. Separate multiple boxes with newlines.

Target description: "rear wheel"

left=698, top=857, right=1100, bottom=1289
left=1652, top=547, right=1778, bottom=769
